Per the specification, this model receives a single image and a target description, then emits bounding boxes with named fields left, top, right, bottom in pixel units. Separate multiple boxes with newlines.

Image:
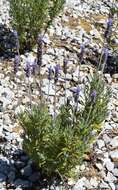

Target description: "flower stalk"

left=24, top=59, right=32, bottom=108
left=37, top=34, right=43, bottom=101
left=47, top=66, right=53, bottom=102
left=54, top=65, right=60, bottom=119
left=63, top=58, right=68, bottom=103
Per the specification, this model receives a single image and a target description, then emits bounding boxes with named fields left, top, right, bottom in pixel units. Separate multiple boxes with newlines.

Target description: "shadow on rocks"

left=87, top=51, right=118, bottom=75
left=0, top=24, right=16, bottom=59
left=0, top=147, right=62, bottom=190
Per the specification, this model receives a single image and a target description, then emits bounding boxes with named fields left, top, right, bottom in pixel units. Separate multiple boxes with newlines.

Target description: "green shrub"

left=18, top=73, right=111, bottom=180
left=9, top=0, right=65, bottom=52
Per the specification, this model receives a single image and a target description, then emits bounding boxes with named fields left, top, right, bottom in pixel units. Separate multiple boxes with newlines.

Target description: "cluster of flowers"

left=12, top=16, right=112, bottom=109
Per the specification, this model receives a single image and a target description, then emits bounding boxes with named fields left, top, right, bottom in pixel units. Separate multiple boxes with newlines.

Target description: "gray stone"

left=105, top=172, right=117, bottom=183
left=20, top=155, right=29, bottom=162
left=112, top=168, right=118, bottom=177
left=110, top=136, right=118, bottom=149
left=112, top=111, right=118, bottom=123
left=103, top=134, right=111, bottom=144
left=14, top=179, right=32, bottom=188
left=95, top=163, right=103, bottom=171
left=3, top=125, right=13, bottom=133
left=99, top=180, right=109, bottom=189
left=109, top=182, right=116, bottom=190
left=97, top=139, right=105, bottom=149
left=73, top=177, right=86, bottom=190
left=15, top=160, right=26, bottom=169
left=105, top=159, right=114, bottom=172
left=112, top=73, right=118, bottom=80
left=21, top=165, right=32, bottom=177
left=109, top=150, right=118, bottom=162
left=8, top=171, right=16, bottom=182
left=0, top=158, right=10, bottom=175
left=90, top=177, right=98, bottom=188
left=28, top=172, right=40, bottom=182
left=0, top=173, right=7, bottom=182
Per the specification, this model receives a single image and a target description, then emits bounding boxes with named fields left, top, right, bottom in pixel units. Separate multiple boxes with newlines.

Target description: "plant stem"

left=48, top=80, right=51, bottom=102
left=64, top=73, right=67, bottom=104
left=54, top=83, right=57, bottom=120
left=28, top=77, right=32, bottom=109
left=39, top=66, right=43, bottom=102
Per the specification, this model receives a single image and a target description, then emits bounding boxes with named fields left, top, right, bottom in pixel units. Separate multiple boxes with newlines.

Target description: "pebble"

left=105, top=172, right=117, bottom=183
left=73, top=177, right=86, bottom=190
left=99, top=180, right=109, bottom=189
left=21, top=165, right=32, bottom=177
left=109, top=150, right=118, bottom=162
left=0, top=0, right=118, bottom=190
left=8, top=171, right=16, bottom=182
left=105, top=159, right=114, bottom=172
left=90, top=177, right=98, bottom=188
left=112, top=73, right=118, bottom=81
left=97, top=139, right=105, bottom=149
left=14, top=179, right=32, bottom=188
left=28, top=172, right=40, bottom=182
left=103, top=134, right=111, bottom=144
left=109, top=182, right=116, bottom=190
left=15, top=160, right=26, bottom=169
left=0, top=173, right=7, bottom=182
left=112, top=168, right=118, bottom=177
left=109, top=136, right=118, bottom=149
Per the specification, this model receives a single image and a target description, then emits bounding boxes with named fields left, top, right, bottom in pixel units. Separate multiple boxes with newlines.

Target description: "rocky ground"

left=0, top=0, right=118, bottom=189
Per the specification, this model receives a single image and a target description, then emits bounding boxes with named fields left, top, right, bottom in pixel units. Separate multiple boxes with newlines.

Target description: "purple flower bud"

left=70, top=86, right=81, bottom=95
left=13, top=30, right=18, bottom=38
left=103, top=48, right=109, bottom=64
left=107, top=18, right=113, bottom=28
left=104, top=18, right=112, bottom=39
left=91, top=90, right=97, bottom=102
left=14, top=55, right=20, bottom=74
left=54, top=64, right=60, bottom=83
left=37, top=34, right=43, bottom=66
left=63, top=58, right=68, bottom=74
left=48, top=66, right=53, bottom=81
left=80, top=44, right=85, bottom=62
left=31, top=58, right=37, bottom=75
left=24, top=59, right=30, bottom=78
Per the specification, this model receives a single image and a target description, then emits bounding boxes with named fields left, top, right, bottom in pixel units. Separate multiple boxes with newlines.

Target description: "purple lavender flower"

left=91, top=90, right=97, bottom=97
left=104, top=18, right=113, bottom=39
left=70, top=86, right=81, bottom=112
left=63, top=58, right=68, bottom=74
left=24, top=59, right=30, bottom=78
left=103, top=48, right=108, bottom=64
left=37, top=34, right=43, bottom=66
left=14, top=55, right=20, bottom=74
left=107, top=18, right=113, bottom=28
left=13, top=30, right=18, bottom=38
left=70, top=86, right=81, bottom=95
left=80, top=44, right=85, bottom=63
left=31, top=58, right=37, bottom=75
left=91, top=90, right=97, bottom=102
left=48, top=66, right=53, bottom=81
left=54, top=64, right=60, bottom=83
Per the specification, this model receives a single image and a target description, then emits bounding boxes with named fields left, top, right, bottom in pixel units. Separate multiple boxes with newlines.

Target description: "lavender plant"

left=9, top=0, right=65, bottom=52
left=18, top=24, right=111, bottom=183
left=19, top=67, right=111, bottom=182
left=98, top=16, right=113, bottom=71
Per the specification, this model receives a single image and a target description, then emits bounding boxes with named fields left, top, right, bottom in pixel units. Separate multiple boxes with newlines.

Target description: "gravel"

left=0, top=0, right=118, bottom=189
